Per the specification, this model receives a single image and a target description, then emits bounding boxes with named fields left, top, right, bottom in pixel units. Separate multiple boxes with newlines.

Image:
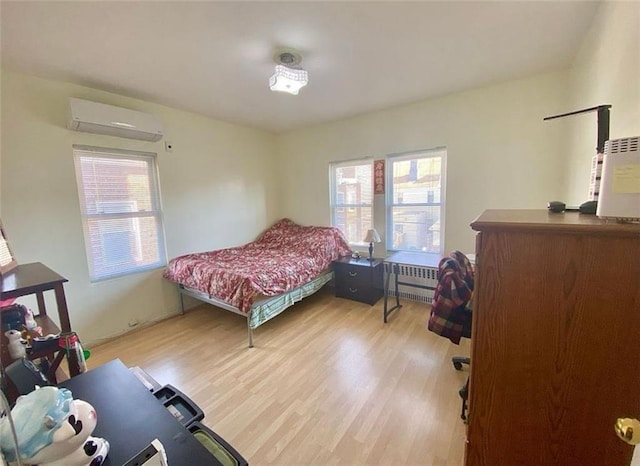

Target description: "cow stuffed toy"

left=0, top=386, right=109, bottom=465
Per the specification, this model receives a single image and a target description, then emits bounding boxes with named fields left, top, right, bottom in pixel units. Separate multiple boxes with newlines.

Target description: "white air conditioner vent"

left=67, top=98, right=164, bottom=142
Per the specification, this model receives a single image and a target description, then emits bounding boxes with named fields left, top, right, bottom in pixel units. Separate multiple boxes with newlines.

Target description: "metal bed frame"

left=176, top=270, right=334, bottom=348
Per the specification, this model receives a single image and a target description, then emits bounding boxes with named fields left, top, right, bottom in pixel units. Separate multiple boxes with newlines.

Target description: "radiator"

left=384, top=263, right=438, bottom=304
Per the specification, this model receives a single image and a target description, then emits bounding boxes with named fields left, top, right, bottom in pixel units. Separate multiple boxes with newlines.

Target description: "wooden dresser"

left=466, top=210, right=640, bottom=465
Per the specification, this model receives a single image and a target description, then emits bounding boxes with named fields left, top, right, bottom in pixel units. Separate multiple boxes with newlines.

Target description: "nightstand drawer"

left=336, top=281, right=382, bottom=304
left=334, top=267, right=372, bottom=288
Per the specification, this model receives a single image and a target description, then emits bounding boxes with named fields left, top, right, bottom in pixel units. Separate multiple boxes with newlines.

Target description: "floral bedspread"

left=163, top=219, right=351, bottom=314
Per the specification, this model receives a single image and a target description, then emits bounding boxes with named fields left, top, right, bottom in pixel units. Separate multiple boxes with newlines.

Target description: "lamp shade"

left=269, top=65, right=308, bottom=95
left=364, top=229, right=381, bottom=243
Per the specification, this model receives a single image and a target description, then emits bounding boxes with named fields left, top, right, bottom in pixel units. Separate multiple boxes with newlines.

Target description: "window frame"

left=385, top=148, right=447, bottom=254
left=73, top=145, right=167, bottom=282
left=329, top=158, right=374, bottom=247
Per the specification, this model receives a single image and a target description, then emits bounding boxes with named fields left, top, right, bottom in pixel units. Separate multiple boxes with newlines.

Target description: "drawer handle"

left=348, top=271, right=358, bottom=277
left=349, top=287, right=358, bottom=293
left=616, top=418, right=640, bottom=445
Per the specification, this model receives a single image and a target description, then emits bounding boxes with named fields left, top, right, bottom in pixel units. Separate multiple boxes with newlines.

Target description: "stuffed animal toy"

left=0, top=386, right=109, bottom=465
left=4, top=329, right=27, bottom=360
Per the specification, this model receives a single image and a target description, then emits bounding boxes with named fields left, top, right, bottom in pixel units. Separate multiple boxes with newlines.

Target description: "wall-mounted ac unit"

left=67, top=98, right=164, bottom=142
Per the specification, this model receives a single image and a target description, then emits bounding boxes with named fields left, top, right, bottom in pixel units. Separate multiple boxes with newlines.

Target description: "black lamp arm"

left=543, top=104, right=612, bottom=153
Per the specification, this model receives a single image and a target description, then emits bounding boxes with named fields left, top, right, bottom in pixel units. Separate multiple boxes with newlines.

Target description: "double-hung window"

left=73, top=146, right=167, bottom=281
left=386, top=148, right=446, bottom=254
left=329, top=159, right=373, bottom=245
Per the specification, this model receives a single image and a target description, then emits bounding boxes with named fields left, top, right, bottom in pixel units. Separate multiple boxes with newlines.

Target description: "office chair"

left=427, top=250, right=474, bottom=420
left=452, top=356, right=470, bottom=371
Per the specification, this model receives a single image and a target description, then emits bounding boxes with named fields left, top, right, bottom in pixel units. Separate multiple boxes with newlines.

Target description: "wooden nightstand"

left=333, top=257, right=384, bottom=305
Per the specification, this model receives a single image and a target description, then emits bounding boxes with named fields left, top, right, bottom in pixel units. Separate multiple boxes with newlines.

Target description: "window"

left=329, top=159, right=373, bottom=245
left=73, top=146, right=167, bottom=281
left=0, top=221, right=17, bottom=274
left=386, top=148, right=446, bottom=254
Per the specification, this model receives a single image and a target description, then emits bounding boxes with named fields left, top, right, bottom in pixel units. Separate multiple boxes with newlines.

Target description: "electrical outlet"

left=164, top=141, right=173, bottom=152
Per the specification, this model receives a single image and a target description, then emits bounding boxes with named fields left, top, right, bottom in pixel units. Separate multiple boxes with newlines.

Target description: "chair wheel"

left=453, top=361, right=463, bottom=370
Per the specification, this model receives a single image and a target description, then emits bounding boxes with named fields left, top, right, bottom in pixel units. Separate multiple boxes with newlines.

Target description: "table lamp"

left=363, top=228, right=381, bottom=261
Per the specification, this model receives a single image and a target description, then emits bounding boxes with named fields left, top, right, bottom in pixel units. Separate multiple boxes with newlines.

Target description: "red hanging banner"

left=374, top=160, right=385, bottom=194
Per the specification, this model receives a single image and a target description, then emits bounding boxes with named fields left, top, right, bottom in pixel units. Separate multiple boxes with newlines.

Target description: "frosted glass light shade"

left=269, top=65, right=308, bottom=95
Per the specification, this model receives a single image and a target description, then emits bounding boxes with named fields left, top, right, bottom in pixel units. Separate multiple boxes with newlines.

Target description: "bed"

left=163, top=219, right=351, bottom=347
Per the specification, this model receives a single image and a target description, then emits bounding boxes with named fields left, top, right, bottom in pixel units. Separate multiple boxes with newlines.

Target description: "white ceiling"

left=1, top=1, right=600, bottom=133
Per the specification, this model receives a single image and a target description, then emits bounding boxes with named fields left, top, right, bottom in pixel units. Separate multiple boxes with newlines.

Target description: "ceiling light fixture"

left=269, top=50, right=308, bottom=95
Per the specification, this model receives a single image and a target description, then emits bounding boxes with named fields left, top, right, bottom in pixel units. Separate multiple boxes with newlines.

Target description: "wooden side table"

left=1, top=262, right=79, bottom=388
left=333, top=257, right=384, bottom=305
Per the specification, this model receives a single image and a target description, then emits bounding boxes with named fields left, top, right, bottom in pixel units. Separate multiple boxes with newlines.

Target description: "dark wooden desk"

left=383, top=251, right=440, bottom=322
left=60, top=359, right=222, bottom=465
left=1, top=263, right=79, bottom=385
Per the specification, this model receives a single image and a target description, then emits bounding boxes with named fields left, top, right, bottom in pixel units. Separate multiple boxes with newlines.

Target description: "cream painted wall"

left=564, top=4, right=640, bottom=465
left=277, top=71, right=570, bottom=255
left=564, top=1, right=640, bottom=206
left=0, top=70, right=278, bottom=345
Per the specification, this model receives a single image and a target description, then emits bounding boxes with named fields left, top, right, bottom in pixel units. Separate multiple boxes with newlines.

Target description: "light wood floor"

left=89, top=288, right=469, bottom=465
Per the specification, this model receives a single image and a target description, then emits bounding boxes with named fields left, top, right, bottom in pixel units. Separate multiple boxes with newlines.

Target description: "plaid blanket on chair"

left=427, top=250, right=474, bottom=344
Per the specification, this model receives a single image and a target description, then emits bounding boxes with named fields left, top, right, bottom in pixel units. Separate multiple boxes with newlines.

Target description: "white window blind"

left=73, top=146, right=166, bottom=281
left=0, top=237, right=13, bottom=267
left=329, top=159, right=373, bottom=245
left=386, top=148, right=446, bottom=254
left=0, top=224, right=16, bottom=273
